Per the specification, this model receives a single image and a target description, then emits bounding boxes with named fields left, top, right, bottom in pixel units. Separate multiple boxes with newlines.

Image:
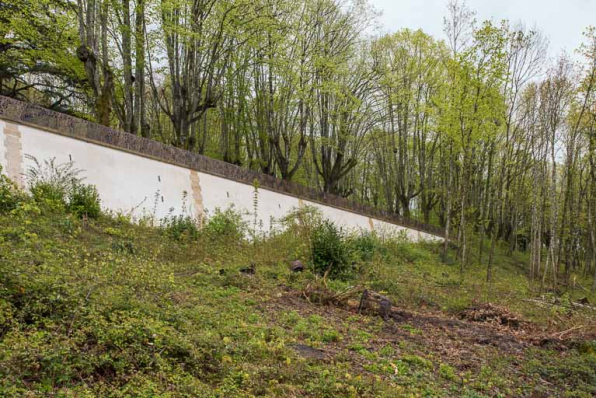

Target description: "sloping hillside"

left=0, top=176, right=595, bottom=397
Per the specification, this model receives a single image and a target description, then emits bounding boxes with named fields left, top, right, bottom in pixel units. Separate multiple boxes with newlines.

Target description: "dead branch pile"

left=301, top=280, right=362, bottom=307
left=459, top=303, right=522, bottom=329
left=301, top=274, right=392, bottom=319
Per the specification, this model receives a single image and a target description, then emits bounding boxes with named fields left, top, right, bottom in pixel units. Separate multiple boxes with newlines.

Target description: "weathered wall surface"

left=0, top=97, right=442, bottom=241
left=0, top=121, right=6, bottom=173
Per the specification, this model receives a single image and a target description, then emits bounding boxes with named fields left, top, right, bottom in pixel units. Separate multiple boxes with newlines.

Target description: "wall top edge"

left=0, top=96, right=444, bottom=237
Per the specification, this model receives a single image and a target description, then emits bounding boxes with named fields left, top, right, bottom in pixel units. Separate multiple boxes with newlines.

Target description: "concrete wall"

left=0, top=103, right=442, bottom=242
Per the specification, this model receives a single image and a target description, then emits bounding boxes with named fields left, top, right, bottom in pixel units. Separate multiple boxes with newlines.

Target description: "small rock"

left=290, top=344, right=327, bottom=360
left=290, top=260, right=304, bottom=272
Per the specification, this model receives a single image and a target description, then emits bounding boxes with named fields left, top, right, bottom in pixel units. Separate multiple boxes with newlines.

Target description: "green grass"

left=0, top=201, right=595, bottom=397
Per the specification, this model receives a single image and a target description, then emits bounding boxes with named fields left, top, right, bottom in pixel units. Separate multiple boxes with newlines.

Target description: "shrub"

left=68, top=183, right=101, bottom=219
left=310, top=220, right=351, bottom=278
left=25, top=156, right=83, bottom=211
left=23, top=156, right=101, bottom=218
left=30, top=181, right=67, bottom=210
left=281, top=205, right=323, bottom=236
left=278, top=205, right=323, bottom=260
left=203, top=206, right=247, bottom=241
left=0, top=166, right=25, bottom=213
left=348, top=231, right=382, bottom=262
left=161, top=214, right=200, bottom=241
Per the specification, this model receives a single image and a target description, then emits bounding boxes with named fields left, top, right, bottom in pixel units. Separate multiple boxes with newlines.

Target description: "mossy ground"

left=0, top=203, right=595, bottom=397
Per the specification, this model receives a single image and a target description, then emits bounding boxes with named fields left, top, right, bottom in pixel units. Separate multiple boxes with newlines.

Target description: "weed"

left=439, top=363, right=458, bottom=381
left=161, top=214, right=200, bottom=241
left=24, top=156, right=101, bottom=218
left=402, top=354, right=433, bottom=369
left=160, top=192, right=200, bottom=241
left=321, top=329, right=341, bottom=343
left=401, top=324, right=422, bottom=335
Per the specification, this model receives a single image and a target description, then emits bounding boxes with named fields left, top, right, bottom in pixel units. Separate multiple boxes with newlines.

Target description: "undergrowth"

left=0, top=172, right=595, bottom=396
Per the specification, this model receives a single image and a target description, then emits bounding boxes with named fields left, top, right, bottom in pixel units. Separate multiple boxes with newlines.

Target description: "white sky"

left=370, top=0, right=596, bottom=59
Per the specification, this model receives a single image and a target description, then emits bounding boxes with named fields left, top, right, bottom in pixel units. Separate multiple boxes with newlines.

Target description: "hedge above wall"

left=0, top=96, right=443, bottom=237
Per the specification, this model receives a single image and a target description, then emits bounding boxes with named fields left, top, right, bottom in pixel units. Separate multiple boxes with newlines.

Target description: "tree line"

left=2, top=0, right=596, bottom=288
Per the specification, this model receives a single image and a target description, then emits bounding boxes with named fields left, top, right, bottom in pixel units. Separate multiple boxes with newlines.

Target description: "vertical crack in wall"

left=4, top=123, right=24, bottom=188
left=189, top=170, right=205, bottom=224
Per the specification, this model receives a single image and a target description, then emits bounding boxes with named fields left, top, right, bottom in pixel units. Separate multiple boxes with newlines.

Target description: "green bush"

left=281, top=205, right=323, bottom=235
left=25, top=156, right=83, bottom=212
left=0, top=166, right=25, bottom=213
left=310, top=220, right=351, bottom=278
left=30, top=181, right=68, bottom=210
left=160, top=214, right=200, bottom=241
left=67, top=183, right=101, bottom=219
left=160, top=202, right=247, bottom=243
left=203, top=206, right=247, bottom=241
left=348, top=231, right=382, bottom=262
left=24, top=156, right=101, bottom=218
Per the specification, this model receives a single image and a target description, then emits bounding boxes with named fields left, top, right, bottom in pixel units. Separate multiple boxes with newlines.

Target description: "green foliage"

left=160, top=214, right=200, bottom=241
left=0, top=166, right=25, bottom=213
left=439, top=363, right=458, bottom=381
left=67, top=183, right=101, bottom=219
left=401, top=354, right=433, bottom=369
left=0, top=0, right=84, bottom=102
left=348, top=231, right=382, bottom=262
left=389, top=240, right=432, bottom=263
left=278, top=205, right=324, bottom=260
left=281, top=205, right=324, bottom=236
left=203, top=206, right=247, bottom=241
left=24, top=156, right=101, bottom=218
left=25, top=156, right=82, bottom=210
left=310, top=220, right=352, bottom=278
left=30, top=181, right=68, bottom=210
left=25, top=156, right=83, bottom=193
left=523, top=348, right=596, bottom=396
left=1, top=186, right=595, bottom=396
left=160, top=205, right=247, bottom=244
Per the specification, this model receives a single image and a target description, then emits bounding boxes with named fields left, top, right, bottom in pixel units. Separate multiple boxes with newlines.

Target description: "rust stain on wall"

left=189, top=170, right=205, bottom=224
left=3, top=122, right=23, bottom=188
left=369, top=218, right=374, bottom=231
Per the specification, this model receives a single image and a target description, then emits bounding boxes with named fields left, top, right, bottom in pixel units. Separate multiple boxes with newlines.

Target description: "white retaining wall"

left=0, top=120, right=440, bottom=242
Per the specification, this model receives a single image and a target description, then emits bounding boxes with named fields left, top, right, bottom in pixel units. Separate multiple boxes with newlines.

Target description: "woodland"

left=2, top=0, right=596, bottom=288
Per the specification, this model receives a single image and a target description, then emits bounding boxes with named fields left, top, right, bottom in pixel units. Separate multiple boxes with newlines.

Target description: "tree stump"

left=358, top=289, right=392, bottom=320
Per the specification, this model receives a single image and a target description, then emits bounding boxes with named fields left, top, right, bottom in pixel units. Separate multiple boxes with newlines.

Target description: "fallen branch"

left=523, top=297, right=596, bottom=311
left=552, top=324, right=596, bottom=340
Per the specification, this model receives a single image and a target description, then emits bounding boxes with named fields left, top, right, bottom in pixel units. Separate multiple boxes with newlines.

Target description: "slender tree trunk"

left=135, top=0, right=147, bottom=137
left=443, top=146, right=453, bottom=263
left=121, top=0, right=134, bottom=133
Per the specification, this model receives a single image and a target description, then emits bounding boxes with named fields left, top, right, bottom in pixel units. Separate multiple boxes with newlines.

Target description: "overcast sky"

left=370, top=0, right=595, bottom=59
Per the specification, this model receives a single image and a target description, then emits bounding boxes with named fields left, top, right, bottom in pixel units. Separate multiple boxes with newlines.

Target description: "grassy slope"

left=0, top=205, right=595, bottom=397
